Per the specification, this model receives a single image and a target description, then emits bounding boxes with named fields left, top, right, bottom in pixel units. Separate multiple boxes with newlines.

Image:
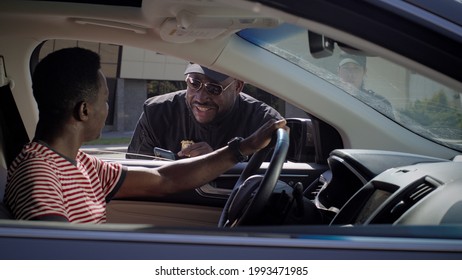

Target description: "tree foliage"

left=400, top=90, right=462, bottom=129
left=147, top=80, right=186, bottom=98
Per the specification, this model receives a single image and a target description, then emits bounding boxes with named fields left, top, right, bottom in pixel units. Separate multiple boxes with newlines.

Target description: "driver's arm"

left=114, top=119, right=287, bottom=199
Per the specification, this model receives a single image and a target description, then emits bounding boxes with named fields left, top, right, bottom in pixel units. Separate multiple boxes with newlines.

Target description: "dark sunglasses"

left=185, top=76, right=235, bottom=96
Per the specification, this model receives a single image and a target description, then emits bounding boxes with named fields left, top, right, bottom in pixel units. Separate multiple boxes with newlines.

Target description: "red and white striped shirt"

left=4, top=141, right=125, bottom=223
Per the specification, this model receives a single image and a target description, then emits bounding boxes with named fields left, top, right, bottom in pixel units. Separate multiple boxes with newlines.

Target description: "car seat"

left=0, top=146, right=8, bottom=218
left=0, top=112, right=13, bottom=219
left=0, top=56, right=29, bottom=219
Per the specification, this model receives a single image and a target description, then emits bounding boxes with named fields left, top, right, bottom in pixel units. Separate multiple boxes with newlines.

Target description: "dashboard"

left=315, top=149, right=462, bottom=226
left=105, top=148, right=462, bottom=227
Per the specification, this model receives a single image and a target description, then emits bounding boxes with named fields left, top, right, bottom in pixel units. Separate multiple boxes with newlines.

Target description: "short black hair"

left=32, top=47, right=101, bottom=122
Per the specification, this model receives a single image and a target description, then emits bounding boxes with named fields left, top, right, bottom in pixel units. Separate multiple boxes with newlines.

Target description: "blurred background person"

left=337, top=53, right=394, bottom=119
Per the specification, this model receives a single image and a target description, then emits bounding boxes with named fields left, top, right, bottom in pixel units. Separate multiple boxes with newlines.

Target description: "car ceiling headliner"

left=31, top=0, right=142, bottom=7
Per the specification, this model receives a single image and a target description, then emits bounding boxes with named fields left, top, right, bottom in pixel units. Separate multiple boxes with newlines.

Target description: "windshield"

left=238, top=24, right=462, bottom=152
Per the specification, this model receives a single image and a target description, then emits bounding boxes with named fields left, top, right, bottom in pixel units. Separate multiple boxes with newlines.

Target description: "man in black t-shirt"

left=127, top=63, right=282, bottom=159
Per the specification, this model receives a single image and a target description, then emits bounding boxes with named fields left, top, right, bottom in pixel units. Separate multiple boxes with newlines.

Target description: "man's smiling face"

left=185, top=73, right=238, bottom=124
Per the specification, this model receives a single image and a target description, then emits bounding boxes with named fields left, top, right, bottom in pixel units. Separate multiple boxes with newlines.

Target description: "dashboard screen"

left=355, top=189, right=392, bottom=224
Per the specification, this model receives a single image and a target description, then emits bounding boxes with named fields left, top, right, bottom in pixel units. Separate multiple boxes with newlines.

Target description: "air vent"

left=390, top=180, right=437, bottom=216
left=409, top=182, right=435, bottom=202
left=305, top=171, right=331, bottom=200
left=306, top=179, right=324, bottom=200
left=372, top=177, right=440, bottom=224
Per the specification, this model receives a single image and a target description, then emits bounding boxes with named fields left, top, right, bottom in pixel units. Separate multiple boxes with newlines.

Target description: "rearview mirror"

left=308, top=31, right=334, bottom=58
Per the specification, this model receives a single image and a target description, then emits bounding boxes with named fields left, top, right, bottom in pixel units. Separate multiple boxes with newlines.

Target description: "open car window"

left=36, top=40, right=315, bottom=162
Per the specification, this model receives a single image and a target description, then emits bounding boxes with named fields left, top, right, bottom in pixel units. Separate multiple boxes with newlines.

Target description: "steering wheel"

left=218, top=128, right=289, bottom=227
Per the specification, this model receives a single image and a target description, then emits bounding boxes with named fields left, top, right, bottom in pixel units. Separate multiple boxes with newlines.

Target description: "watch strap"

left=227, top=137, right=248, bottom=162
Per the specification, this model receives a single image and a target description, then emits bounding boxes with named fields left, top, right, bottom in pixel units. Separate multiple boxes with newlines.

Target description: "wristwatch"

left=227, top=137, right=248, bottom=162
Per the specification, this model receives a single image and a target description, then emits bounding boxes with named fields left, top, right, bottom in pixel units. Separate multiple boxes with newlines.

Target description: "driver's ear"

left=74, top=101, right=89, bottom=121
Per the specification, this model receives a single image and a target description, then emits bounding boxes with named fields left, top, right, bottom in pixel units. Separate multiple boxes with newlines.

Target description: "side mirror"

left=286, top=118, right=315, bottom=162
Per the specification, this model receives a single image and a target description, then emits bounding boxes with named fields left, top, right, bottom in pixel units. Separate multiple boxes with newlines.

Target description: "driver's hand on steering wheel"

left=240, top=119, right=288, bottom=157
